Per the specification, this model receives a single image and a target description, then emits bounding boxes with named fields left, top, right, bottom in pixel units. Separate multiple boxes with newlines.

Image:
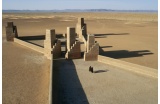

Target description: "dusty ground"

left=2, top=12, right=158, bottom=104
left=2, top=40, right=50, bottom=104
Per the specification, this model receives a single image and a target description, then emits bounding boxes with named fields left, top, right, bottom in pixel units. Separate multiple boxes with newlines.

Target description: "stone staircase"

left=65, top=41, right=81, bottom=59
left=84, top=43, right=99, bottom=61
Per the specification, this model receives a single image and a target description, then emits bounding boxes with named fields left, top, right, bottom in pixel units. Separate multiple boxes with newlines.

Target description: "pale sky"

left=2, top=0, right=158, bottom=10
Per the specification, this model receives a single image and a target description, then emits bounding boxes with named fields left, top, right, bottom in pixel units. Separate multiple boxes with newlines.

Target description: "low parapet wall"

left=14, top=38, right=44, bottom=54
left=98, top=55, right=158, bottom=78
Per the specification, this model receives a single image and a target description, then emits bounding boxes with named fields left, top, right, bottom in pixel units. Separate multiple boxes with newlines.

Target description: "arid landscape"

left=2, top=12, right=158, bottom=104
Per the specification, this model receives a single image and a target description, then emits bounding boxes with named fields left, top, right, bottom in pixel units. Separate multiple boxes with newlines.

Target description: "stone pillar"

left=78, top=18, right=84, bottom=26
left=44, top=29, right=56, bottom=59
left=67, top=27, right=76, bottom=51
left=5, top=22, right=18, bottom=41
left=76, top=17, right=86, bottom=37
left=87, top=34, right=95, bottom=52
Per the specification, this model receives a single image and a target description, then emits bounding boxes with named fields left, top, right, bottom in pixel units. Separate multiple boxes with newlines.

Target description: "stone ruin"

left=44, top=29, right=61, bottom=59
left=5, top=17, right=99, bottom=61
left=5, top=22, right=18, bottom=41
left=65, top=27, right=81, bottom=59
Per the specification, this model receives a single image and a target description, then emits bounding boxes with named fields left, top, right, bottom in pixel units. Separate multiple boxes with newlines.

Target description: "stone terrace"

left=53, top=59, right=157, bottom=104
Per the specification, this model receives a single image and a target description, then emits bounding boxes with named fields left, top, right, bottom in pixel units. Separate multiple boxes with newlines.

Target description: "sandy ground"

left=2, top=40, right=50, bottom=104
left=2, top=12, right=158, bottom=104
left=53, top=59, right=157, bottom=104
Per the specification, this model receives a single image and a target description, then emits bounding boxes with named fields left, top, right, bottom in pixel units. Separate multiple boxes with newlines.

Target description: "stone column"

left=76, top=17, right=85, bottom=37
left=67, top=27, right=76, bottom=51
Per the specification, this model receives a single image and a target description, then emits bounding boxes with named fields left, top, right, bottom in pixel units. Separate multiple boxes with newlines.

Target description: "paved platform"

left=53, top=59, right=157, bottom=104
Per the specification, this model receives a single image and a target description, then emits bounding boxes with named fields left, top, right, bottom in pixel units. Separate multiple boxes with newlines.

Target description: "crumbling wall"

left=84, top=43, right=99, bottom=61
left=76, top=18, right=87, bottom=39
left=65, top=41, right=81, bottom=59
left=5, top=22, right=18, bottom=41
left=52, top=40, right=61, bottom=59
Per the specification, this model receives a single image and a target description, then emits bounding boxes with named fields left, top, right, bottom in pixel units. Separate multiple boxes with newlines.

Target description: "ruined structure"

left=76, top=18, right=87, bottom=39
left=44, top=29, right=56, bottom=59
left=44, top=29, right=61, bottom=59
left=52, top=40, right=61, bottom=59
left=5, top=18, right=99, bottom=61
left=5, top=22, right=18, bottom=41
left=84, top=35, right=99, bottom=61
left=65, top=27, right=81, bottom=59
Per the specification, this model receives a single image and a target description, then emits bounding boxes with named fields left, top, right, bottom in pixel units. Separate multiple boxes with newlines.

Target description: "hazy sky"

left=2, top=0, right=158, bottom=10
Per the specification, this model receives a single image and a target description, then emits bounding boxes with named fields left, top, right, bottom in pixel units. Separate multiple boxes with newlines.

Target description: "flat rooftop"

left=53, top=59, right=157, bottom=104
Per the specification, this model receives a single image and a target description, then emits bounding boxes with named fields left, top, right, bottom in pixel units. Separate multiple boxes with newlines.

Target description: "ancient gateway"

left=5, top=17, right=99, bottom=61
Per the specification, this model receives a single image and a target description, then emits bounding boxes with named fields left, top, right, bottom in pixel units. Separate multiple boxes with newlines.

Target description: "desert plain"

left=2, top=12, right=158, bottom=104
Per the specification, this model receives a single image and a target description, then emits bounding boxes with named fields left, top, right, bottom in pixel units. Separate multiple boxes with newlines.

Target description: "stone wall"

left=87, top=34, right=95, bottom=52
left=65, top=41, right=81, bottom=59
left=52, top=40, right=61, bottom=59
left=98, top=55, right=157, bottom=78
left=5, top=22, right=18, bottom=41
left=14, top=38, right=44, bottom=53
left=76, top=18, right=87, bottom=38
left=67, top=27, right=76, bottom=51
left=44, top=29, right=56, bottom=59
left=84, top=43, right=99, bottom=61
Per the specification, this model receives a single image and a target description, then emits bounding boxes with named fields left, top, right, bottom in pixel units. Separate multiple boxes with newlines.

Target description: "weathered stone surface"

left=87, top=34, right=95, bottom=52
left=5, top=22, right=18, bottom=41
left=76, top=18, right=87, bottom=38
left=65, top=41, right=81, bottom=59
left=84, top=43, right=99, bottom=61
left=52, top=40, right=61, bottom=59
left=44, top=29, right=56, bottom=59
left=67, top=27, right=76, bottom=51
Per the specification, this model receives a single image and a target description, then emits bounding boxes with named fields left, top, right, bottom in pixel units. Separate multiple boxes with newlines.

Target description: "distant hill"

left=2, top=9, right=158, bottom=13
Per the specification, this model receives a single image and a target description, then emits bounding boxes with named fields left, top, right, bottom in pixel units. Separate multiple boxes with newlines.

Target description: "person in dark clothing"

left=89, top=66, right=92, bottom=72
left=91, top=67, right=94, bottom=73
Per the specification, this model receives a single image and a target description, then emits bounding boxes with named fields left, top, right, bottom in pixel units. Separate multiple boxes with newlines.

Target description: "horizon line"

left=2, top=9, right=158, bottom=11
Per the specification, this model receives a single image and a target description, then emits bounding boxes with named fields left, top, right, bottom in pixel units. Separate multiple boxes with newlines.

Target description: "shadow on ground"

left=52, top=59, right=89, bottom=104
left=94, top=33, right=129, bottom=38
left=18, top=35, right=45, bottom=40
left=99, top=46, right=153, bottom=59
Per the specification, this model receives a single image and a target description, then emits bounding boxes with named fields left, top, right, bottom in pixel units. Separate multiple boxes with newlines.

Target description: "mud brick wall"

left=67, top=27, right=76, bottom=51
left=52, top=40, right=61, bottom=59
left=87, top=34, right=95, bottom=52
left=44, top=29, right=56, bottom=59
left=84, top=43, right=99, bottom=61
left=14, top=38, right=44, bottom=53
left=5, top=22, right=18, bottom=41
left=76, top=18, right=87, bottom=38
left=98, top=55, right=157, bottom=78
left=65, top=41, right=81, bottom=59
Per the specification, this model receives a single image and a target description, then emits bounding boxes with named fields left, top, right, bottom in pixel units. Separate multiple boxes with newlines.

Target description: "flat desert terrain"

left=2, top=12, right=158, bottom=104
